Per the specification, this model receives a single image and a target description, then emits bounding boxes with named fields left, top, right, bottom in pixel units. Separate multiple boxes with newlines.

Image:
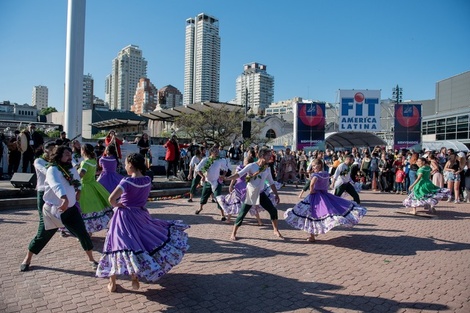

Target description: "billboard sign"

left=339, top=89, right=381, bottom=132
left=394, top=103, right=422, bottom=151
left=293, top=102, right=325, bottom=151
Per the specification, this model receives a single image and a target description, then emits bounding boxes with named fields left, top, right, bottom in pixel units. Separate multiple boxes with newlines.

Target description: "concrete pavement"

left=1, top=185, right=469, bottom=312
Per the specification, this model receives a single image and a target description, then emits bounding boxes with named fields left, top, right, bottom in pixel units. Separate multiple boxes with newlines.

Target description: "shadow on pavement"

left=320, top=234, right=470, bottom=256
left=133, top=270, right=448, bottom=312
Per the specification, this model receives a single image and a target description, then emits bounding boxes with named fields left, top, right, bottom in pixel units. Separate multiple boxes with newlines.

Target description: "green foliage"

left=45, top=130, right=61, bottom=138
left=92, top=131, right=107, bottom=139
left=39, top=107, right=58, bottom=116
left=174, top=107, right=245, bottom=146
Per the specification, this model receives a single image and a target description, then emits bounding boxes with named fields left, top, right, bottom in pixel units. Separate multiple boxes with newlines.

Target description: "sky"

left=1, top=0, right=469, bottom=112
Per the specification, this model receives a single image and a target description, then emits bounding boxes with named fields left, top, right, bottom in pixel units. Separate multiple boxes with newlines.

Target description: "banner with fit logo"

left=394, top=103, right=422, bottom=151
left=293, top=102, right=326, bottom=151
left=339, top=90, right=381, bottom=132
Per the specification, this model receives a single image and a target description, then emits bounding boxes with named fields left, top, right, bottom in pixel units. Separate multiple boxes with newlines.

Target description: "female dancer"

left=96, top=153, right=189, bottom=292
left=78, top=144, right=112, bottom=234
left=97, top=145, right=123, bottom=194
left=284, top=159, right=367, bottom=242
left=403, top=157, right=450, bottom=215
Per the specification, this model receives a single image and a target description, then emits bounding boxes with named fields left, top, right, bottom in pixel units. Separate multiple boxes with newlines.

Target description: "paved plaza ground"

left=1, top=185, right=469, bottom=313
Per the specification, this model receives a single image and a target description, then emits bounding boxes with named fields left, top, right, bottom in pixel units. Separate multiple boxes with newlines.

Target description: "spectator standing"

left=105, top=130, right=123, bottom=159
left=19, top=123, right=44, bottom=173
left=55, top=131, right=71, bottom=146
left=164, top=135, right=180, bottom=179
left=94, top=140, right=106, bottom=159
left=7, top=130, right=21, bottom=176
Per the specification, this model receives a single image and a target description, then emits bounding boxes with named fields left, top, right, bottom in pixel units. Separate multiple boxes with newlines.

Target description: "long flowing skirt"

left=284, top=191, right=367, bottom=235
left=96, top=206, right=189, bottom=282
left=403, top=187, right=450, bottom=208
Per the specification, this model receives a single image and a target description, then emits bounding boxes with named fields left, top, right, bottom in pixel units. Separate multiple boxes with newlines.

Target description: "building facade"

left=32, top=85, right=48, bottom=111
left=183, top=13, right=220, bottom=105
left=83, top=73, right=94, bottom=109
left=131, top=78, right=158, bottom=114
left=157, top=85, right=183, bottom=110
left=105, top=45, right=148, bottom=111
left=236, top=62, right=274, bottom=115
left=422, top=71, right=470, bottom=146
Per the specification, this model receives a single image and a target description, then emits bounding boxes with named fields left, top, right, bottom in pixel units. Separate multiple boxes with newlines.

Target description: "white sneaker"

left=447, top=197, right=453, bottom=203
left=454, top=200, right=460, bottom=204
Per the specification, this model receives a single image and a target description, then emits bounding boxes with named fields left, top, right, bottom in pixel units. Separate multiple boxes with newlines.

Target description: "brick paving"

left=1, top=185, right=469, bottom=312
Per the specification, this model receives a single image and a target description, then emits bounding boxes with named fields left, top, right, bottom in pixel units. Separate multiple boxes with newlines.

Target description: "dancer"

left=78, top=144, right=112, bottom=234
left=20, top=145, right=97, bottom=271
left=195, top=146, right=228, bottom=221
left=284, top=159, right=367, bottom=242
left=216, top=155, right=264, bottom=225
left=330, top=154, right=361, bottom=204
left=225, top=147, right=283, bottom=241
left=20, top=141, right=56, bottom=271
left=96, top=153, right=189, bottom=292
left=403, top=157, right=450, bottom=215
left=97, top=145, right=123, bottom=194
left=187, top=148, right=204, bottom=202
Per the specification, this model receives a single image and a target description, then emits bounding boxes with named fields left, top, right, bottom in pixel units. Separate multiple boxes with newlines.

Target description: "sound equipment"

left=242, top=121, right=251, bottom=138
left=10, top=173, right=37, bottom=189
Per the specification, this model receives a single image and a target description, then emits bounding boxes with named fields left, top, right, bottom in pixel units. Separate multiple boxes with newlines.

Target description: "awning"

left=325, top=132, right=387, bottom=149
left=140, top=102, right=244, bottom=122
left=90, top=119, right=147, bottom=128
left=422, top=140, right=469, bottom=152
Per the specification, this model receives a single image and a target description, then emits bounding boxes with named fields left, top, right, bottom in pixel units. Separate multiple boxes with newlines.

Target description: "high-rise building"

left=157, top=85, right=183, bottom=110
left=32, top=85, right=48, bottom=111
left=83, top=73, right=94, bottom=109
left=184, top=13, right=220, bottom=105
left=236, top=62, right=274, bottom=115
left=131, top=78, right=158, bottom=114
left=105, top=45, right=147, bottom=111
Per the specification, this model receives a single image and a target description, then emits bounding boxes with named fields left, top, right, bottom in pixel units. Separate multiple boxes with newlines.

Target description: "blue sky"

left=1, top=0, right=469, bottom=112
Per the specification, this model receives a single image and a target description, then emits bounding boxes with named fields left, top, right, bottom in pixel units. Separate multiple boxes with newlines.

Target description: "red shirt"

left=395, top=169, right=405, bottom=183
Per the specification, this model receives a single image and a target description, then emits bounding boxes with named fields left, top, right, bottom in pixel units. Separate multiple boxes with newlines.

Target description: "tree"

left=174, top=107, right=246, bottom=146
left=39, top=107, right=58, bottom=116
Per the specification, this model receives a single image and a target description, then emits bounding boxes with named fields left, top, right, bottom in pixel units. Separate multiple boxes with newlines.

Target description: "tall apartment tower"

left=131, top=78, right=158, bottom=114
left=183, top=13, right=220, bottom=105
left=105, top=45, right=147, bottom=111
left=32, top=85, right=48, bottom=111
left=236, top=62, right=274, bottom=115
left=83, top=73, right=94, bottom=109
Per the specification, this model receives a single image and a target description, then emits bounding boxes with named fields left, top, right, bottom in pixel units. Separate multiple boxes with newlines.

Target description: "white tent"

left=422, top=140, right=469, bottom=152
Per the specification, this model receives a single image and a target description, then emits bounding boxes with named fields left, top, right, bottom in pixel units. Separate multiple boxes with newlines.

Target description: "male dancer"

left=195, top=146, right=229, bottom=221
left=225, top=147, right=283, bottom=240
left=330, top=154, right=361, bottom=204
left=20, top=145, right=97, bottom=271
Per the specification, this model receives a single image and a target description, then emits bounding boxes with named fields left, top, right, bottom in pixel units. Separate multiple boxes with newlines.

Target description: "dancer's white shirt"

left=43, top=165, right=81, bottom=211
left=196, top=157, right=228, bottom=192
left=34, top=157, right=48, bottom=192
left=237, top=162, right=275, bottom=205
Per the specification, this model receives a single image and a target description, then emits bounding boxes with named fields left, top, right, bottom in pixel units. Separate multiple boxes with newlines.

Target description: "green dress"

left=403, top=165, right=450, bottom=208
left=79, top=159, right=112, bottom=233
